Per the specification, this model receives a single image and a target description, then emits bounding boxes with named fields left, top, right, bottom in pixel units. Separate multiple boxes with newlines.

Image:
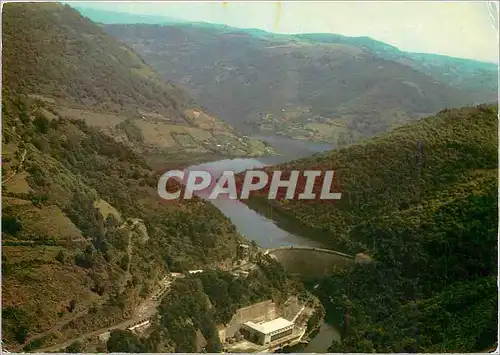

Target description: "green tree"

left=33, top=113, right=50, bottom=134
left=107, top=330, right=145, bottom=353
left=68, top=299, right=77, bottom=313
left=65, top=340, right=83, bottom=353
left=55, top=250, right=66, bottom=263
left=2, top=216, right=22, bottom=237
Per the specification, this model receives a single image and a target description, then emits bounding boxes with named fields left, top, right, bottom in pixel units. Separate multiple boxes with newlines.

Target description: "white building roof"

left=243, top=317, right=294, bottom=335
left=189, top=269, right=203, bottom=274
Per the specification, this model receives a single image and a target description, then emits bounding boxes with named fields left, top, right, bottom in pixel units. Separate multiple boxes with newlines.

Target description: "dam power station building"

left=241, top=317, right=295, bottom=346
left=218, top=297, right=310, bottom=352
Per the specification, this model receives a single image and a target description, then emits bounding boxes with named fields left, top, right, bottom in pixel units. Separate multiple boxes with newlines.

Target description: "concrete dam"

left=266, top=246, right=363, bottom=279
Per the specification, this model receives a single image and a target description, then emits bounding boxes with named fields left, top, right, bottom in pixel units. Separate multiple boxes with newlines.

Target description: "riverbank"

left=245, top=196, right=352, bottom=254
left=146, top=150, right=279, bottom=173
left=181, top=135, right=342, bottom=353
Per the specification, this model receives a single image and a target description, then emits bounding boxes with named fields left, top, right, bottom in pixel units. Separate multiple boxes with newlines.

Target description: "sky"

left=72, top=1, right=499, bottom=63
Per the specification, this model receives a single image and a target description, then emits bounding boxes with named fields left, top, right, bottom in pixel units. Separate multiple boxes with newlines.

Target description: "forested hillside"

left=103, top=261, right=305, bottom=353
left=102, top=21, right=489, bottom=146
left=243, top=104, right=498, bottom=352
left=2, top=3, right=188, bottom=116
left=2, top=3, right=273, bottom=164
left=1, top=95, right=249, bottom=350
left=1, top=3, right=277, bottom=351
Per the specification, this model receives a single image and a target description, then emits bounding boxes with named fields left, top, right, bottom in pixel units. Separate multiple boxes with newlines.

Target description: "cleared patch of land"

left=3, top=171, right=33, bottom=194
left=94, top=199, right=122, bottom=224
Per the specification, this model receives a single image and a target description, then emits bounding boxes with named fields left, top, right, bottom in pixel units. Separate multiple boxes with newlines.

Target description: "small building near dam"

left=238, top=244, right=250, bottom=260
left=355, top=252, right=374, bottom=264
left=240, top=317, right=294, bottom=346
left=219, top=297, right=309, bottom=353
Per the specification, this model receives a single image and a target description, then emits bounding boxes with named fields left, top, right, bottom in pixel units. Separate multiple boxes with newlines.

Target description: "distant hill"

left=70, top=6, right=185, bottom=25
left=296, top=33, right=498, bottom=102
left=100, top=21, right=495, bottom=146
left=2, top=3, right=188, bottom=117
left=2, top=3, right=273, bottom=163
left=240, top=104, right=498, bottom=352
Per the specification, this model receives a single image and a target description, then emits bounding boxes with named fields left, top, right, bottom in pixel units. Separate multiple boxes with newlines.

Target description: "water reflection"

left=185, top=157, right=324, bottom=248
left=182, top=136, right=341, bottom=352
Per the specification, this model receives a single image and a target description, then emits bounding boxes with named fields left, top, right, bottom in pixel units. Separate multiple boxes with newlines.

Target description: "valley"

left=1, top=2, right=498, bottom=354
left=102, top=21, right=496, bottom=148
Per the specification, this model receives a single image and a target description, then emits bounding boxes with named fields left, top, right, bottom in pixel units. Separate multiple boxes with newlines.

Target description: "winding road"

left=7, top=218, right=153, bottom=353
left=34, top=275, right=176, bottom=353
left=2, top=149, right=27, bottom=184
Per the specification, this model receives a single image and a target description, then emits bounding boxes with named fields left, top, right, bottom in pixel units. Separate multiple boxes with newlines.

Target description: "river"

left=186, top=135, right=340, bottom=352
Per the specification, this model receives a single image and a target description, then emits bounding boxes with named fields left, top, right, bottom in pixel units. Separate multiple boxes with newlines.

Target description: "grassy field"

left=52, top=103, right=275, bottom=160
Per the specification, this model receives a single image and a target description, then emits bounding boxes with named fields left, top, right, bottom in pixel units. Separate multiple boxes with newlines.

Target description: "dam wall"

left=268, top=247, right=355, bottom=279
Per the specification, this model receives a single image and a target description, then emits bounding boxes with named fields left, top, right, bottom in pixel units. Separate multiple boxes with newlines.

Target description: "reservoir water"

left=186, top=135, right=340, bottom=352
left=186, top=135, right=334, bottom=248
